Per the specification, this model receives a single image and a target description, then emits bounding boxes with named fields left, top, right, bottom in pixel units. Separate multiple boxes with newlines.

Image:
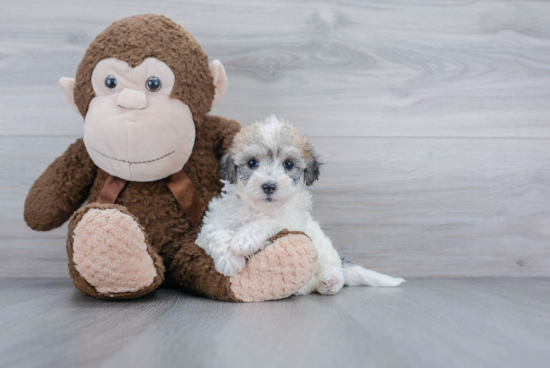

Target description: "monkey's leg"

left=168, top=230, right=317, bottom=302
left=66, top=203, right=164, bottom=300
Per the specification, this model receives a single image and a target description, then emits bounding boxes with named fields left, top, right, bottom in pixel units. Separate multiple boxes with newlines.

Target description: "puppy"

left=196, top=115, right=405, bottom=295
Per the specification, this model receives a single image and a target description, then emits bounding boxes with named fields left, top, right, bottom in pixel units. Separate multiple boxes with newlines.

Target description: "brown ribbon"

left=96, top=171, right=206, bottom=228
left=97, top=176, right=127, bottom=204
left=166, top=170, right=207, bottom=228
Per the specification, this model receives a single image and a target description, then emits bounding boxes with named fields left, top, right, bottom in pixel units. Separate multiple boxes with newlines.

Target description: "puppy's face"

left=220, top=116, right=320, bottom=207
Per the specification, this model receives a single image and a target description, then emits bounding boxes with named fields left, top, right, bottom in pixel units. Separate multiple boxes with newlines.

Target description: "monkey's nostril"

left=261, top=182, right=277, bottom=195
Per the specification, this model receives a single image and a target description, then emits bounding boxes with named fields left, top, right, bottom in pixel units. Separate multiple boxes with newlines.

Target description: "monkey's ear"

left=219, top=152, right=237, bottom=184
left=209, top=60, right=228, bottom=106
left=59, top=77, right=79, bottom=114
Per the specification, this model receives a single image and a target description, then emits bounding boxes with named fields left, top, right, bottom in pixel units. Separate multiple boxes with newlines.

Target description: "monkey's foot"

left=67, top=203, right=164, bottom=300
left=229, top=230, right=318, bottom=302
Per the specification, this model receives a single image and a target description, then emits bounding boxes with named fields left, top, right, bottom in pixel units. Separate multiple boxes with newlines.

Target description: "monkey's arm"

left=206, top=115, right=241, bottom=158
left=24, top=138, right=97, bottom=231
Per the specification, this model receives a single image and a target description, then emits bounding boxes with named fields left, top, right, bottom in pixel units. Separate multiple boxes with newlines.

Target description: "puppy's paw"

left=214, top=253, right=246, bottom=277
left=316, top=271, right=345, bottom=295
left=261, top=239, right=272, bottom=251
left=229, top=231, right=263, bottom=257
left=295, top=277, right=317, bottom=296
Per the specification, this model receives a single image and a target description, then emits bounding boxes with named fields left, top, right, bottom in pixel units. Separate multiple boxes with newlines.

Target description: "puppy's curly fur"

left=197, top=115, right=405, bottom=295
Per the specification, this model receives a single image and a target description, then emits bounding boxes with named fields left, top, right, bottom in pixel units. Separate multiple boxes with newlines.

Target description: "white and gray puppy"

left=196, top=115, right=405, bottom=295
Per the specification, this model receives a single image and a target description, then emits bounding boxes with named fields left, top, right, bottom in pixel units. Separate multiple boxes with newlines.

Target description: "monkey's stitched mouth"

left=91, top=147, right=175, bottom=164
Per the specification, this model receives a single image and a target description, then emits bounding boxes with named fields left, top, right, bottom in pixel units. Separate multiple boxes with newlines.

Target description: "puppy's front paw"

left=214, top=253, right=246, bottom=277
left=317, top=271, right=345, bottom=295
left=229, top=231, right=263, bottom=257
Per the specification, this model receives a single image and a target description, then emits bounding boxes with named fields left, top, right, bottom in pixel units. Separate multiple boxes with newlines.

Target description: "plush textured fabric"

left=230, top=231, right=318, bottom=302
left=115, top=88, right=147, bottom=109
left=67, top=203, right=165, bottom=300
left=84, top=57, right=196, bottom=182
left=25, top=14, right=318, bottom=302
left=24, top=138, right=98, bottom=231
left=28, top=115, right=242, bottom=300
left=72, top=208, right=157, bottom=293
left=59, top=77, right=79, bottom=112
left=27, top=115, right=318, bottom=301
left=91, top=57, right=176, bottom=98
left=84, top=90, right=195, bottom=182
left=209, top=60, right=227, bottom=106
left=165, top=171, right=206, bottom=227
left=74, top=14, right=215, bottom=124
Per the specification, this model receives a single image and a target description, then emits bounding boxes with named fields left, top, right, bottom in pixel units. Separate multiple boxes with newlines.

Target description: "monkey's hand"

left=24, top=139, right=97, bottom=231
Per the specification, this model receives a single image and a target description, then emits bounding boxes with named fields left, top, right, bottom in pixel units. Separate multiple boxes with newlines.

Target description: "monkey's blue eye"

left=146, top=76, right=161, bottom=92
left=105, top=75, right=117, bottom=91
left=283, top=161, right=294, bottom=170
left=247, top=159, right=258, bottom=169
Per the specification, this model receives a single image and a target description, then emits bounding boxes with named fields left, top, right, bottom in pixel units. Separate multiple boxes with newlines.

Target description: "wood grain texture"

left=311, top=136, right=550, bottom=277
left=1, top=0, right=550, bottom=137
left=0, top=239, right=68, bottom=278
left=2, top=136, right=549, bottom=277
left=1, top=0, right=550, bottom=278
left=0, top=277, right=548, bottom=368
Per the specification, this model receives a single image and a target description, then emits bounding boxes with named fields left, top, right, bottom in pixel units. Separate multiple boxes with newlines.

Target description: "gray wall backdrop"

left=1, top=0, right=549, bottom=278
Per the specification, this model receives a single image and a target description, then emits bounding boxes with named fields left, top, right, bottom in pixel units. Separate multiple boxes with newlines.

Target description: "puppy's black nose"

left=262, top=182, right=277, bottom=195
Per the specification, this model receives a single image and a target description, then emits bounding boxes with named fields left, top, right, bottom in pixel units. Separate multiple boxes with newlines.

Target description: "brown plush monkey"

left=24, top=15, right=317, bottom=302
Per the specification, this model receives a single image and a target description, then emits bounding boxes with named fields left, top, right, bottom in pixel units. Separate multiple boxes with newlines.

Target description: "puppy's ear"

left=220, top=152, right=238, bottom=184
left=304, top=146, right=322, bottom=186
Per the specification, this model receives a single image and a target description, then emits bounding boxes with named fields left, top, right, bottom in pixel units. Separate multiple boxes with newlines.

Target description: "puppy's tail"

left=343, top=260, right=405, bottom=287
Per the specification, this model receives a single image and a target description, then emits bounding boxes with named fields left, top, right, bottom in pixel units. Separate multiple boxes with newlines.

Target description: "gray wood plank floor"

left=1, top=0, right=550, bottom=278
left=0, top=277, right=548, bottom=368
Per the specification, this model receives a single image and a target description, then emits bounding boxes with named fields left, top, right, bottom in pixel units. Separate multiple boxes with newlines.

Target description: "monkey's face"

left=82, top=57, right=195, bottom=182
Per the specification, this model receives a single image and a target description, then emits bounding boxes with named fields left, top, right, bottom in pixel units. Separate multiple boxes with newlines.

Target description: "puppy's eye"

left=283, top=161, right=294, bottom=170
left=247, top=159, right=258, bottom=169
left=146, top=76, right=162, bottom=92
left=105, top=75, right=117, bottom=91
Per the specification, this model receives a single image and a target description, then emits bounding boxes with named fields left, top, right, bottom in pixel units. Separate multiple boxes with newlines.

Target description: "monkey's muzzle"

left=117, top=88, right=147, bottom=110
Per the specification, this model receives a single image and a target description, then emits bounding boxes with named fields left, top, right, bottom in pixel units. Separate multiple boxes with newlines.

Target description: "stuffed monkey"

left=24, top=15, right=317, bottom=302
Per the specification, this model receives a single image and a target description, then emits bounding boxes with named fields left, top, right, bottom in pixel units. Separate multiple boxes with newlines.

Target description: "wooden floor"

left=0, top=277, right=548, bottom=368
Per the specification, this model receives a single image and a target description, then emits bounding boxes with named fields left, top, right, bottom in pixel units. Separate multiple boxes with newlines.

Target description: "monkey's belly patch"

left=72, top=208, right=157, bottom=294
left=229, top=232, right=318, bottom=302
